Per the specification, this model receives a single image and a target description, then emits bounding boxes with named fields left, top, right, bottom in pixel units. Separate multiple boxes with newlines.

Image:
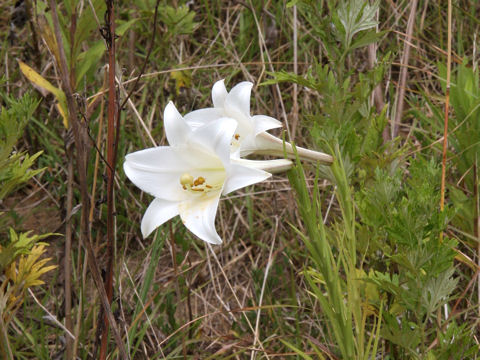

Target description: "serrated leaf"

left=337, top=0, right=379, bottom=48
left=421, top=269, right=457, bottom=315
left=350, top=29, right=386, bottom=50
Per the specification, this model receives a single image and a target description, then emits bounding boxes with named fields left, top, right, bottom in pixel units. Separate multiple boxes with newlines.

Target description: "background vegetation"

left=1, top=0, right=480, bottom=359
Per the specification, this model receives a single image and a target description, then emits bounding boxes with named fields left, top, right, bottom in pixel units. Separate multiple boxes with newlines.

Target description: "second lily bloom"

left=185, top=79, right=333, bottom=164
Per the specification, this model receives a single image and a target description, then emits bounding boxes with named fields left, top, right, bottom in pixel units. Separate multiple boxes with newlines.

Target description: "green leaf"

left=75, top=40, right=106, bottom=86
left=350, top=29, right=386, bottom=50
left=279, top=339, right=315, bottom=360
left=116, top=18, right=138, bottom=36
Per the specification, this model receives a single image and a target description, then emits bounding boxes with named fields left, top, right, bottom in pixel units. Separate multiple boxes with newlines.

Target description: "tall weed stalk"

left=288, top=145, right=381, bottom=359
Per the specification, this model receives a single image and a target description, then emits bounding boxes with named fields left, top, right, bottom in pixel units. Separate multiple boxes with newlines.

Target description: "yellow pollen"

left=180, top=174, right=218, bottom=193
left=194, top=176, right=205, bottom=186
left=234, top=133, right=240, bottom=140
left=180, top=173, right=194, bottom=186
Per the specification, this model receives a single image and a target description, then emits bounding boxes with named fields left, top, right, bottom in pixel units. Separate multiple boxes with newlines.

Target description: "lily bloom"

left=123, top=102, right=287, bottom=244
left=184, top=79, right=333, bottom=164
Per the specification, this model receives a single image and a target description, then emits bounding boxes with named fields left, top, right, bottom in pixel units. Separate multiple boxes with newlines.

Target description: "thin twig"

left=438, top=0, right=452, bottom=328
left=291, top=5, right=298, bottom=139
left=247, top=0, right=291, bottom=141
left=474, top=156, right=480, bottom=317
left=64, top=153, right=74, bottom=359
left=251, top=217, right=278, bottom=360
left=89, top=72, right=107, bottom=223
left=392, top=0, right=418, bottom=138
left=100, top=0, right=117, bottom=357
left=440, top=0, right=452, bottom=231
left=28, top=289, right=76, bottom=340
left=207, top=244, right=271, bottom=359
left=116, top=76, right=157, bottom=146
left=119, top=0, right=161, bottom=111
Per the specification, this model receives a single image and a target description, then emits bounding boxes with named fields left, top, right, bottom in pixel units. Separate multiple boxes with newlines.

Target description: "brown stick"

left=440, top=0, right=452, bottom=227
left=47, top=1, right=127, bottom=358
left=64, top=153, right=74, bottom=360
left=100, top=0, right=117, bottom=357
left=474, top=158, right=480, bottom=317
left=65, top=7, right=78, bottom=359
left=291, top=4, right=299, bottom=140
left=438, top=0, right=452, bottom=329
left=392, top=0, right=418, bottom=138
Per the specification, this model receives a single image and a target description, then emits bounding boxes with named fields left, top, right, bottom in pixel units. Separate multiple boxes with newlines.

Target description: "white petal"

left=223, top=163, right=270, bottom=195
left=212, top=79, right=228, bottom=108
left=124, top=147, right=192, bottom=201
left=224, top=81, right=253, bottom=118
left=141, top=198, right=179, bottom=237
left=238, top=133, right=258, bottom=156
left=164, top=102, right=191, bottom=146
left=188, top=117, right=237, bottom=167
left=233, top=158, right=293, bottom=174
left=184, top=108, right=224, bottom=130
left=252, top=115, right=282, bottom=135
left=251, top=131, right=284, bottom=152
left=179, top=193, right=223, bottom=244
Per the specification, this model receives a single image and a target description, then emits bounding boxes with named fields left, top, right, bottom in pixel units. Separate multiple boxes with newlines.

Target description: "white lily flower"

left=184, top=79, right=333, bottom=164
left=184, top=80, right=281, bottom=156
left=124, top=102, right=283, bottom=244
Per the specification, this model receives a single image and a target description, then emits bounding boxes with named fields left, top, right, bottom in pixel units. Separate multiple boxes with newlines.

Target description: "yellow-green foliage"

left=1, top=230, right=57, bottom=324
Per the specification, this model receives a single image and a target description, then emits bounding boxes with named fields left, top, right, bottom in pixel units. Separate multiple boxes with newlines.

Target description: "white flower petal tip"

left=225, top=81, right=253, bottom=116
left=212, top=79, right=227, bottom=108
left=252, top=115, right=282, bottom=135
left=164, top=101, right=191, bottom=146
left=223, top=163, right=271, bottom=195
left=141, top=198, right=179, bottom=238
left=179, top=194, right=223, bottom=245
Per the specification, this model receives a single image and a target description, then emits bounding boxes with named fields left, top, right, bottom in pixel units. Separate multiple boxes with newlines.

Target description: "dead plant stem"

left=440, top=0, right=452, bottom=229
left=393, top=0, right=418, bottom=138
left=474, top=156, right=480, bottom=317
left=439, top=0, right=452, bottom=327
left=291, top=5, right=298, bottom=139
left=64, top=153, right=74, bottom=360
left=100, top=0, right=117, bottom=358
left=48, top=1, right=127, bottom=358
